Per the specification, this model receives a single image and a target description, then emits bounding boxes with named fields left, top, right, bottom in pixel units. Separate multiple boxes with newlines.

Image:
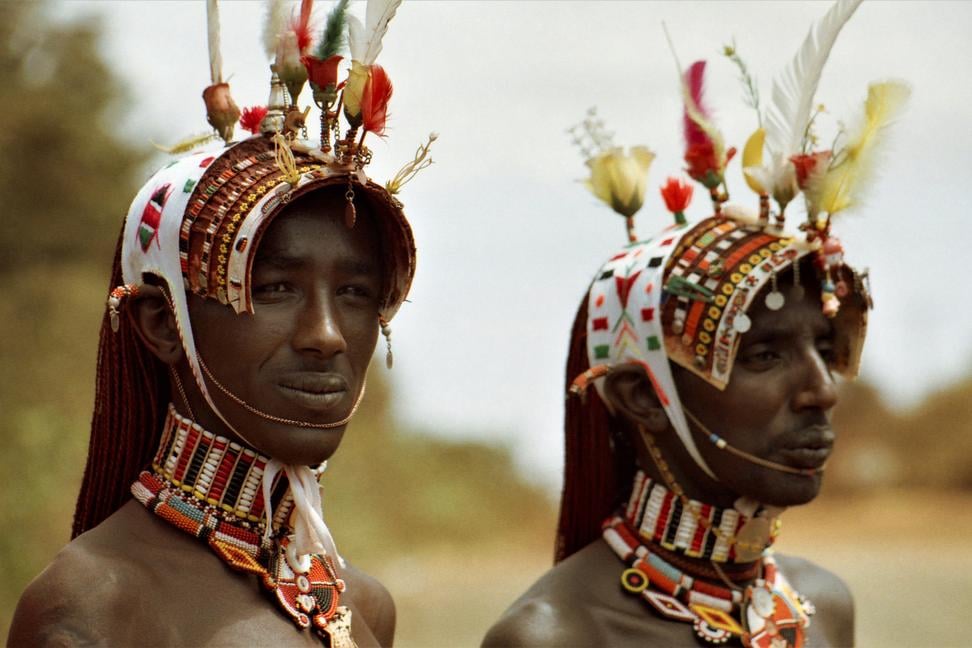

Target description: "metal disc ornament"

left=765, top=291, right=785, bottom=311
left=749, top=586, right=775, bottom=618
left=733, top=313, right=752, bottom=333
left=733, top=516, right=772, bottom=562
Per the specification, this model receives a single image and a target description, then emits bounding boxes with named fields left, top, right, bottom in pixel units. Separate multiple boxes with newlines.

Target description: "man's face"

left=674, top=271, right=839, bottom=507
left=186, top=192, right=383, bottom=465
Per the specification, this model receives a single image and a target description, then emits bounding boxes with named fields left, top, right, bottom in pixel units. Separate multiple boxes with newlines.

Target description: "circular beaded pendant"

left=694, top=618, right=733, bottom=645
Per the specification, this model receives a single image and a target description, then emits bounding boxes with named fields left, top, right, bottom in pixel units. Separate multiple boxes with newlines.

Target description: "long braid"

left=554, top=297, right=635, bottom=563
left=72, top=228, right=169, bottom=538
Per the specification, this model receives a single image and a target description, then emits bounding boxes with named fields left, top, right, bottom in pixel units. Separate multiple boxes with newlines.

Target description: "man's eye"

left=338, top=284, right=374, bottom=299
left=816, top=341, right=836, bottom=363
left=255, top=282, right=291, bottom=294
left=741, top=347, right=780, bottom=368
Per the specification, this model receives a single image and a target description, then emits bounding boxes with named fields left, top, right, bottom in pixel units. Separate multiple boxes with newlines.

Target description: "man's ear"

left=131, top=284, right=183, bottom=365
left=602, top=364, right=669, bottom=432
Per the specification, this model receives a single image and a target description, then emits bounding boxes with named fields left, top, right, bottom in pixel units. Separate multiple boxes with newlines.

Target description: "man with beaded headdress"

left=485, top=1, right=906, bottom=646
left=9, top=1, right=434, bottom=645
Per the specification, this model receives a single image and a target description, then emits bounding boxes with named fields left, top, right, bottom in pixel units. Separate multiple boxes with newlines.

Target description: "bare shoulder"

left=341, top=562, right=396, bottom=647
left=776, top=553, right=854, bottom=646
left=7, top=532, right=145, bottom=647
left=482, top=591, right=595, bottom=648
left=482, top=545, right=611, bottom=647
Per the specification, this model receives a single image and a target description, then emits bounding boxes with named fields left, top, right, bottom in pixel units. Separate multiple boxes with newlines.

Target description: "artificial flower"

left=586, top=146, right=655, bottom=218
left=239, top=106, right=269, bottom=135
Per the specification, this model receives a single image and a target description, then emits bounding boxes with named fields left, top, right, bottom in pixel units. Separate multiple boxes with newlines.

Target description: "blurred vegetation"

left=3, top=4, right=972, bottom=644
left=827, top=377, right=972, bottom=493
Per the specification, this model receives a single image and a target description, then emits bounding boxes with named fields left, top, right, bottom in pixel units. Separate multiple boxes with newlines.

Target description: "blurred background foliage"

left=2, top=3, right=971, bottom=646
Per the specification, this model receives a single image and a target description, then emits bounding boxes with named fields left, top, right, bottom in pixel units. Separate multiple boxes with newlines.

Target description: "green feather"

left=316, top=0, right=350, bottom=60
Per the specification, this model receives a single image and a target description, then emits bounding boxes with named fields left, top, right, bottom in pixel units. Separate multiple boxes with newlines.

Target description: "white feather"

left=262, top=0, right=290, bottom=60
left=348, top=0, right=403, bottom=65
left=764, top=0, right=863, bottom=160
left=206, top=0, right=223, bottom=84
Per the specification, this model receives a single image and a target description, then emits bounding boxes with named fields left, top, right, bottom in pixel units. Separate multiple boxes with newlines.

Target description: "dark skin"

left=9, top=192, right=396, bottom=647
left=483, top=269, right=855, bottom=647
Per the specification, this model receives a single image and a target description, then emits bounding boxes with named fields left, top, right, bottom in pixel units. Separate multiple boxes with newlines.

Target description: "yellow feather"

left=808, top=80, right=910, bottom=217
left=153, top=132, right=220, bottom=155
left=742, top=128, right=766, bottom=194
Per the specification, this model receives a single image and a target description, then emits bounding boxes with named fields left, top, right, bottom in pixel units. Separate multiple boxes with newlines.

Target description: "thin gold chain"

left=199, top=356, right=365, bottom=429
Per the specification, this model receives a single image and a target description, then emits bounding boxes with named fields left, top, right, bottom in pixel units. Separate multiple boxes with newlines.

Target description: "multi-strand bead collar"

left=624, top=471, right=782, bottom=564
left=131, top=405, right=355, bottom=647
left=605, top=473, right=812, bottom=646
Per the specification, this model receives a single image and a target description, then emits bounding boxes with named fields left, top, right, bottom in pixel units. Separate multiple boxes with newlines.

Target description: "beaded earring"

left=107, top=284, right=140, bottom=332
left=379, top=316, right=393, bottom=369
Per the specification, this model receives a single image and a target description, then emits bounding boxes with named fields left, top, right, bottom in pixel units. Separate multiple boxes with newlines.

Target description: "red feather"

left=292, top=0, right=315, bottom=54
left=683, top=60, right=711, bottom=149
left=239, top=105, right=269, bottom=134
left=361, top=65, right=393, bottom=136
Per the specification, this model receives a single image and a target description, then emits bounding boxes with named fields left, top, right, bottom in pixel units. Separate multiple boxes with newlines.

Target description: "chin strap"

left=682, top=407, right=822, bottom=477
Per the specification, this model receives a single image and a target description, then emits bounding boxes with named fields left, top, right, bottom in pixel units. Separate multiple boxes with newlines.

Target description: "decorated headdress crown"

left=569, top=0, right=907, bottom=478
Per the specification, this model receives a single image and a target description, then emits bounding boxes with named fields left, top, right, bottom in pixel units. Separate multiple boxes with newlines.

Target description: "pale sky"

left=57, top=1, right=972, bottom=487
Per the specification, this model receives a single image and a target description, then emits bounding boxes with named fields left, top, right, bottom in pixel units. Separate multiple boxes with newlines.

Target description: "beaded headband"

left=113, top=0, right=431, bottom=427
left=570, top=0, right=906, bottom=477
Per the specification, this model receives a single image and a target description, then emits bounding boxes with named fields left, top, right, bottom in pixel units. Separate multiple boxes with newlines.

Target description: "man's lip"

left=277, top=373, right=349, bottom=394
left=276, top=373, right=349, bottom=412
left=778, top=425, right=835, bottom=470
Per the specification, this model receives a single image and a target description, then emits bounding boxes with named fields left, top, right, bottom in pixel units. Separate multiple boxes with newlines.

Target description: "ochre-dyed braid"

left=72, top=228, right=170, bottom=538
left=555, top=296, right=636, bottom=564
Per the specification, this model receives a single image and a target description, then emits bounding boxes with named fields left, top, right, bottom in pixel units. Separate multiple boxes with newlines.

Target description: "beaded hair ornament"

left=107, top=0, right=432, bottom=561
left=568, top=0, right=908, bottom=479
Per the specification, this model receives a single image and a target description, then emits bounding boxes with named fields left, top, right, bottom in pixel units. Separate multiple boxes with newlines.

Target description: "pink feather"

left=683, top=60, right=712, bottom=148
left=292, top=0, right=314, bottom=53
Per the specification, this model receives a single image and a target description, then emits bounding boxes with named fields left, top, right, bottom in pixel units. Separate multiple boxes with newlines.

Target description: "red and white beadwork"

left=131, top=406, right=351, bottom=646
left=602, top=515, right=812, bottom=647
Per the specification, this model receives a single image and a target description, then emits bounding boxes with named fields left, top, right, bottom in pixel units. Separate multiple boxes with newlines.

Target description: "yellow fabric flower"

left=585, top=146, right=655, bottom=218
left=343, top=61, right=370, bottom=120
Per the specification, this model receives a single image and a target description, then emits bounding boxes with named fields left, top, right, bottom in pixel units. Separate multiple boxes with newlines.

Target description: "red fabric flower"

left=239, top=106, right=269, bottom=135
left=660, top=176, right=694, bottom=213
left=302, top=54, right=344, bottom=91
left=790, top=151, right=831, bottom=190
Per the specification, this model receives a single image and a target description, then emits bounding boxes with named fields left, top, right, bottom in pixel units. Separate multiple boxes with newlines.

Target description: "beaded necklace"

left=604, top=515, right=813, bottom=646
left=131, top=405, right=355, bottom=647
left=625, top=471, right=782, bottom=564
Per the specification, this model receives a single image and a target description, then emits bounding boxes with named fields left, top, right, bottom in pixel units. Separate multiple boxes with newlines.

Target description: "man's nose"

left=792, top=347, right=838, bottom=412
left=292, top=292, right=347, bottom=357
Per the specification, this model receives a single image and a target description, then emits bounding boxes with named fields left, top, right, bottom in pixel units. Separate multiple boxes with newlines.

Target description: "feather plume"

left=361, top=64, right=393, bottom=135
left=262, top=0, right=289, bottom=60
left=682, top=61, right=722, bottom=157
left=348, top=0, right=403, bottom=65
left=292, top=0, right=315, bottom=53
left=317, top=0, right=350, bottom=59
left=206, top=0, right=223, bottom=84
left=764, top=0, right=863, bottom=161
left=806, top=81, right=910, bottom=217
left=153, top=132, right=220, bottom=155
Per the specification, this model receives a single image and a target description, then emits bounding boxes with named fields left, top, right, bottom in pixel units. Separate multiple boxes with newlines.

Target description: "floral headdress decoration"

left=568, top=0, right=907, bottom=479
